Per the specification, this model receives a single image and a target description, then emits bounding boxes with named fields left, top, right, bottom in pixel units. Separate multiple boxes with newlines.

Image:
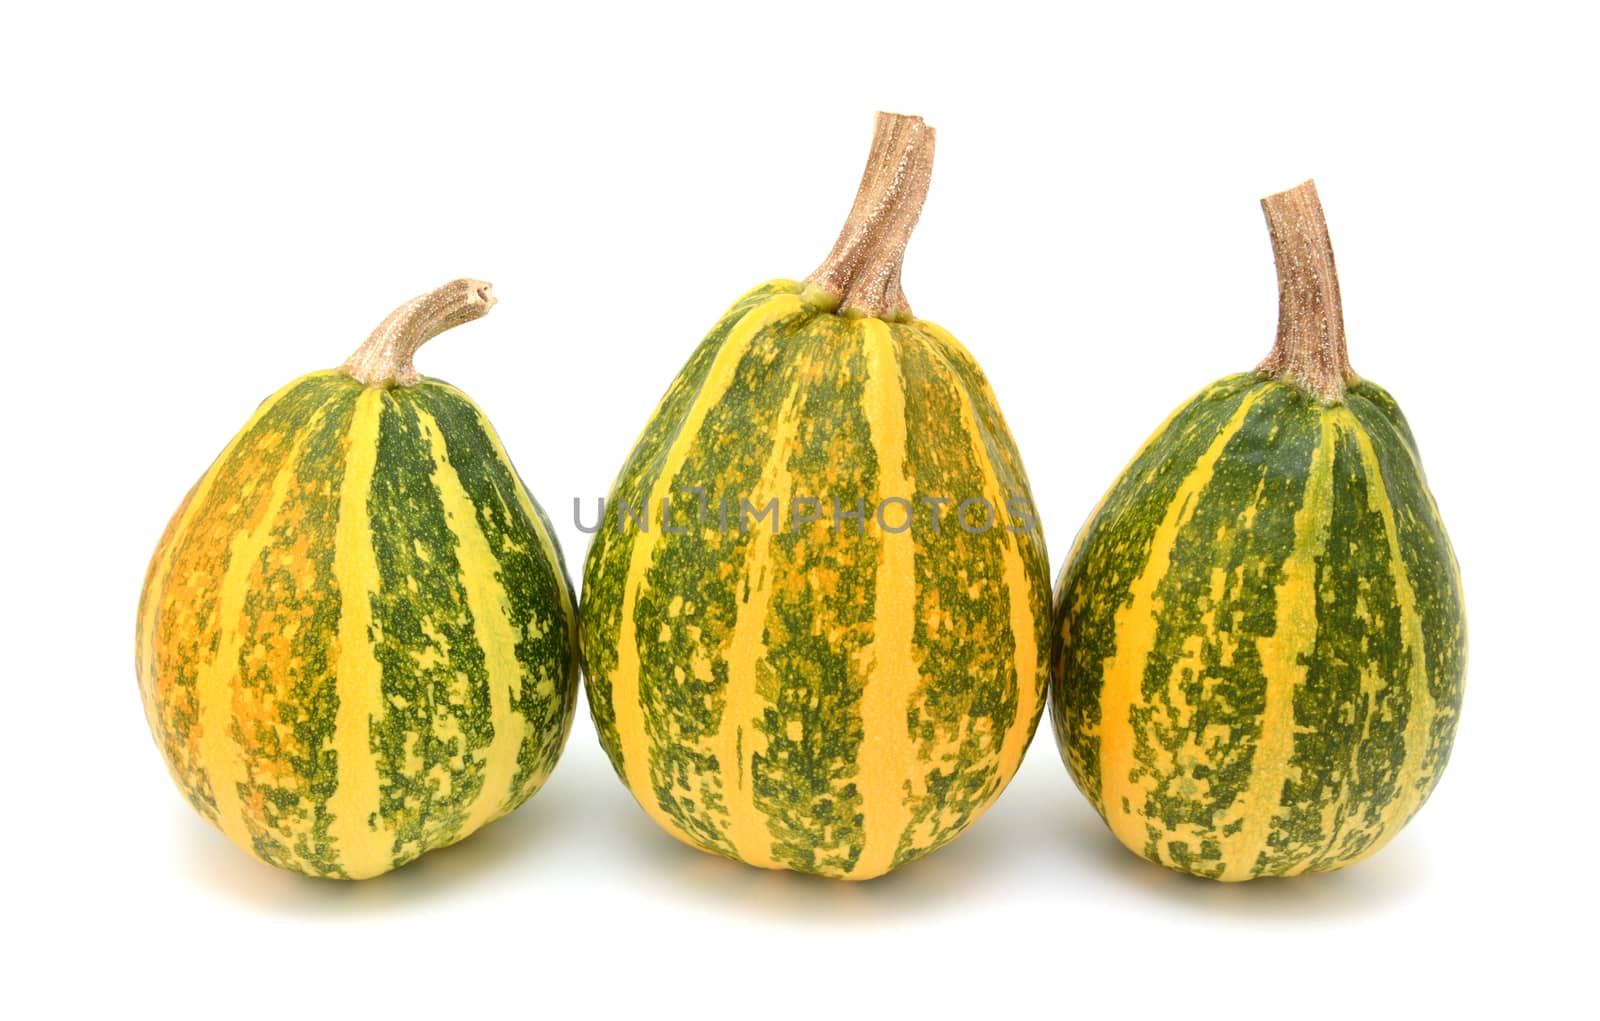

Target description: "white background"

left=3, top=1, right=1594, bottom=1015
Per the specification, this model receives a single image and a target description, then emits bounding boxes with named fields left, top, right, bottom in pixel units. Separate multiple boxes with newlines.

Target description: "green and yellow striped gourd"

left=581, top=113, right=1051, bottom=880
left=136, top=280, right=578, bottom=879
left=1051, top=182, right=1466, bottom=880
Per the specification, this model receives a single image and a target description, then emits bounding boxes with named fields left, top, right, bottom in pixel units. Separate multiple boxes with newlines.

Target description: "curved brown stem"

left=806, top=112, right=935, bottom=321
left=340, top=279, right=496, bottom=388
left=1255, top=180, right=1354, bottom=403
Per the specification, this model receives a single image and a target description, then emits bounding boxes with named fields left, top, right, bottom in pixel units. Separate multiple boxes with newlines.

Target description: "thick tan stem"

left=340, top=279, right=496, bottom=387
left=1255, top=180, right=1354, bottom=403
left=806, top=112, right=935, bottom=321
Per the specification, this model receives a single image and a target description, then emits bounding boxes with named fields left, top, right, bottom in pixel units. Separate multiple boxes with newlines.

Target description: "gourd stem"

left=806, top=112, right=935, bottom=321
left=340, top=279, right=496, bottom=388
left=1256, top=180, right=1354, bottom=403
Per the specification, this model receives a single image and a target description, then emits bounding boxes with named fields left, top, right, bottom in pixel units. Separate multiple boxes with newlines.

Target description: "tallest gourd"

left=581, top=113, right=1052, bottom=880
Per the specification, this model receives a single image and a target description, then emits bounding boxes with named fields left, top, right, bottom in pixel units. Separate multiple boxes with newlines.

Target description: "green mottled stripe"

left=1260, top=419, right=1411, bottom=873
left=366, top=393, right=496, bottom=866
left=1346, top=394, right=1466, bottom=800
left=234, top=381, right=361, bottom=876
left=1051, top=374, right=1261, bottom=816
left=416, top=384, right=579, bottom=811
left=581, top=281, right=799, bottom=783
left=633, top=295, right=824, bottom=855
left=752, top=318, right=874, bottom=874
left=890, top=323, right=1019, bottom=867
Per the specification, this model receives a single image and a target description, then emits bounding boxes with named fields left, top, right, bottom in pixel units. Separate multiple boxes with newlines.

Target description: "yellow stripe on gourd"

left=610, top=292, right=807, bottom=850
left=420, top=405, right=530, bottom=839
left=712, top=370, right=811, bottom=870
left=854, top=318, right=922, bottom=879
left=326, top=388, right=391, bottom=878
left=1099, top=391, right=1264, bottom=858
left=1217, top=416, right=1335, bottom=880
left=446, top=385, right=579, bottom=784
left=193, top=405, right=329, bottom=855
left=1051, top=387, right=1225, bottom=814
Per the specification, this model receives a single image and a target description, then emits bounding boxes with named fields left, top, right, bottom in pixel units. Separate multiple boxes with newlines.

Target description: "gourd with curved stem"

left=136, top=281, right=578, bottom=879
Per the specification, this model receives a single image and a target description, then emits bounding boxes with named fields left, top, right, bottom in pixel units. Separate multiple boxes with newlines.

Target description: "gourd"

left=135, top=281, right=578, bottom=879
left=581, top=113, right=1051, bottom=880
left=1050, top=182, right=1466, bottom=880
